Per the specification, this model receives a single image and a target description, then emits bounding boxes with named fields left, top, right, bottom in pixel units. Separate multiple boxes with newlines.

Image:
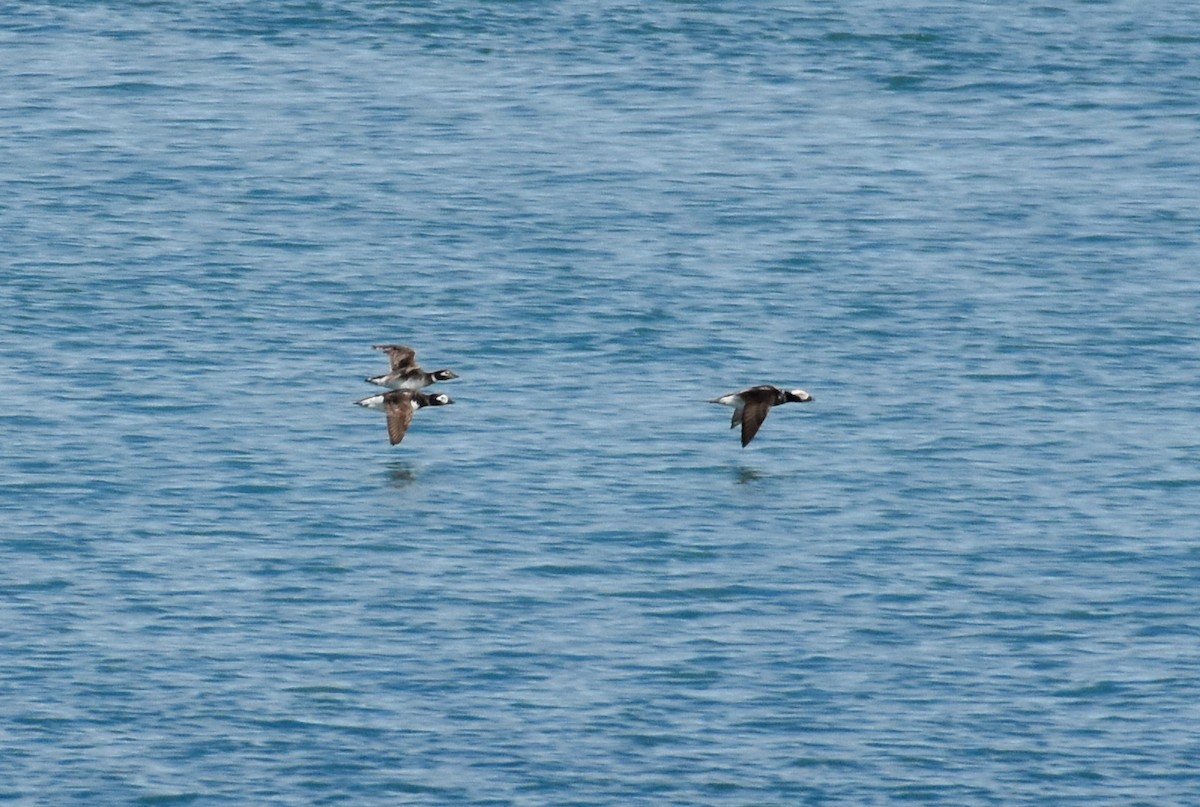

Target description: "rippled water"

left=3, top=2, right=1200, bottom=804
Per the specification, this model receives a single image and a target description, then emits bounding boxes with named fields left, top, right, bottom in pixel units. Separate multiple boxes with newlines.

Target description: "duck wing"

left=739, top=399, right=772, bottom=447
left=384, top=392, right=415, bottom=445
left=373, top=344, right=419, bottom=372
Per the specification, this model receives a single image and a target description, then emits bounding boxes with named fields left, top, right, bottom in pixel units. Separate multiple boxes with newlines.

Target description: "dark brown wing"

left=740, top=400, right=771, bottom=447
left=373, top=344, right=418, bottom=372
left=384, top=393, right=415, bottom=445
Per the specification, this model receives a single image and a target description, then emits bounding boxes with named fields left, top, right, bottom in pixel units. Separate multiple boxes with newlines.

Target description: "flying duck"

left=710, top=385, right=813, bottom=447
left=366, top=344, right=459, bottom=390
left=355, top=389, right=454, bottom=445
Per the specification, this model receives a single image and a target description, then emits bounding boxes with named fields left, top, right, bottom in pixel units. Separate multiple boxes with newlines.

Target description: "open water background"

left=3, top=2, right=1200, bottom=804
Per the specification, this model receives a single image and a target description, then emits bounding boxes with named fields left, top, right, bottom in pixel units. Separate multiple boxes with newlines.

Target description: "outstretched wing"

left=373, top=344, right=418, bottom=372
left=384, top=394, right=415, bottom=445
left=740, top=401, right=771, bottom=447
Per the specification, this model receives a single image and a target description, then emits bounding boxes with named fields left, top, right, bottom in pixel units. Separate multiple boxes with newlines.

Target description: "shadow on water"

left=734, top=465, right=764, bottom=485
left=385, top=460, right=419, bottom=489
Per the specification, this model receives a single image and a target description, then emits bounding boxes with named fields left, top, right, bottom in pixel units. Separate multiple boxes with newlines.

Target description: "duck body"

left=366, top=367, right=458, bottom=390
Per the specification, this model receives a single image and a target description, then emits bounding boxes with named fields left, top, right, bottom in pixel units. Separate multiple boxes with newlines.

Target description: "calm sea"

left=3, top=2, right=1199, bottom=804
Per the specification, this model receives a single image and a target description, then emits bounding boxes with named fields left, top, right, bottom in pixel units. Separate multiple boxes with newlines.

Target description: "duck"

left=354, top=389, right=454, bottom=445
left=709, top=385, right=813, bottom=447
left=366, top=344, right=459, bottom=390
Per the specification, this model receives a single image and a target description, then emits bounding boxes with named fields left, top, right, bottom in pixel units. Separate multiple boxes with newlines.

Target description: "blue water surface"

left=3, top=2, right=1200, bottom=804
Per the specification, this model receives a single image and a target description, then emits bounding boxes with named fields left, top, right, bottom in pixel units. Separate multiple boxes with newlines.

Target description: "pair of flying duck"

left=354, top=345, right=458, bottom=445
left=354, top=343, right=814, bottom=447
